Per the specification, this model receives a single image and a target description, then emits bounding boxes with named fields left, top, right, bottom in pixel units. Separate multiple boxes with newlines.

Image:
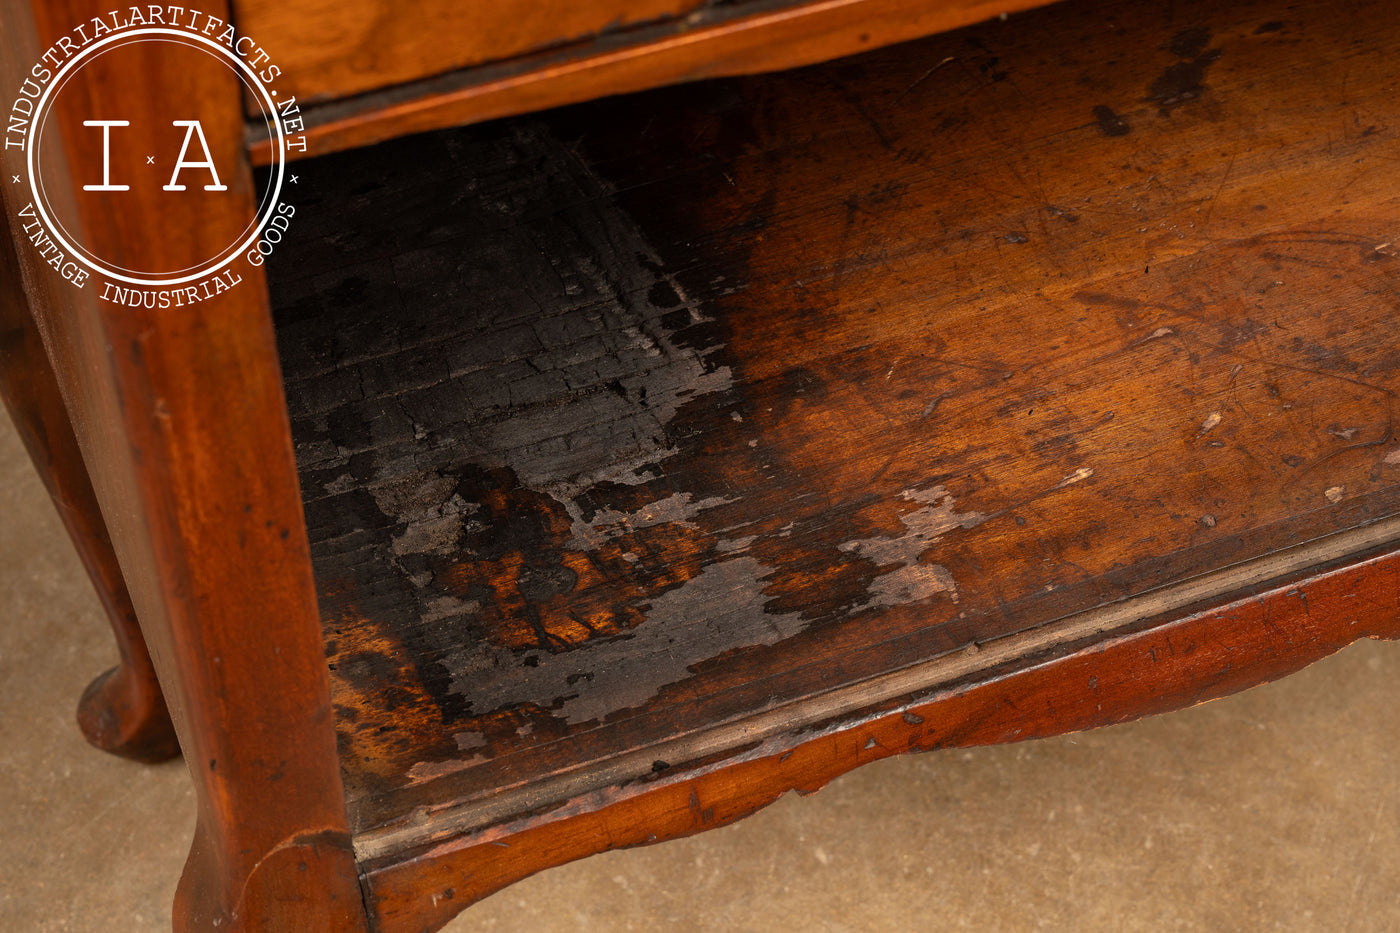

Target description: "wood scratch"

left=920, top=393, right=948, bottom=420
left=1056, top=467, right=1094, bottom=487
left=895, top=56, right=957, bottom=101
left=1200, top=143, right=1240, bottom=235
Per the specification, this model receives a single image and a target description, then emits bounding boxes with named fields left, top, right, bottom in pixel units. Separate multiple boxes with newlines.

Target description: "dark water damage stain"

left=1092, top=104, right=1131, bottom=137
left=1149, top=27, right=1223, bottom=115
left=270, top=118, right=977, bottom=761
left=280, top=123, right=751, bottom=731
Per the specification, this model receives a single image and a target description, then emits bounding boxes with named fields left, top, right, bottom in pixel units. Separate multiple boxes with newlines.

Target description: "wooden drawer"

left=237, top=0, right=1062, bottom=161
left=232, top=0, right=719, bottom=103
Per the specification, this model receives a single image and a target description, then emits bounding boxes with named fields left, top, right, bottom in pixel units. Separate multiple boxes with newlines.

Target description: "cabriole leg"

left=0, top=207, right=179, bottom=764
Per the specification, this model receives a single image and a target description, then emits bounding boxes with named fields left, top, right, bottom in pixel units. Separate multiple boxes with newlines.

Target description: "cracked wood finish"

left=1, top=1, right=366, bottom=929
left=264, top=0, right=1400, bottom=926
left=8, top=0, right=1400, bottom=927
left=366, top=535, right=1400, bottom=932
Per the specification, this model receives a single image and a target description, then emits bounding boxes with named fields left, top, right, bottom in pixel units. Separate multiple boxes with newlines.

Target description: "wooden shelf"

left=267, top=0, right=1400, bottom=891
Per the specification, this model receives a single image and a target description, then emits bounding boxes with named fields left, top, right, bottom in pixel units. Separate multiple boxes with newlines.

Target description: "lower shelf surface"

left=266, top=0, right=1400, bottom=899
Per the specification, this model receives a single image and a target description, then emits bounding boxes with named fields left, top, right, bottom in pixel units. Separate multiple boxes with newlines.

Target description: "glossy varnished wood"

left=1, top=1, right=366, bottom=928
left=243, top=0, right=1062, bottom=164
left=232, top=0, right=719, bottom=104
left=0, top=165, right=179, bottom=764
left=260, top=0, right=1400, bottom=927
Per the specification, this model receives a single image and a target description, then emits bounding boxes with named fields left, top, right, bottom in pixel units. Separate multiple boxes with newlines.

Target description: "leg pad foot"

left=77, top=663, right=180, bottom=763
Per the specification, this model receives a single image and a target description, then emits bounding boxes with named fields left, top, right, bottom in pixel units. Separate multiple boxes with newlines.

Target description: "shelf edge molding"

left=360, top=519, right=1400, bottom=933
left=246, top=0, right=1060, bottom=165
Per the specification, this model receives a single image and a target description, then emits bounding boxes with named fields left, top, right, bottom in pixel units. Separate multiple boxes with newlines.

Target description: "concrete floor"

left=4, top=406, right=1400, bottom=933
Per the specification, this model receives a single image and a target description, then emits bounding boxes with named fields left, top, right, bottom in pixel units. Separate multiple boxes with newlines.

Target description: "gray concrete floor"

left=4, top=406, right=1399, bottom=933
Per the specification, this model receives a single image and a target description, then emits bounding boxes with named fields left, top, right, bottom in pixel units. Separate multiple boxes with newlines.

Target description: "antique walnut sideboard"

left=4, top=0, right=1400, bottom=930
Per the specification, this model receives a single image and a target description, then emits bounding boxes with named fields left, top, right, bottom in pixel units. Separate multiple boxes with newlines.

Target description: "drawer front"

left=233, top=0, right=716, bottom=104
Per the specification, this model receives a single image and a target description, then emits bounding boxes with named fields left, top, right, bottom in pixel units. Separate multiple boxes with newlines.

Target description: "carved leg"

left=0, top=207, right=179, bottom=764
left=2, top=4, right=367, bottom=925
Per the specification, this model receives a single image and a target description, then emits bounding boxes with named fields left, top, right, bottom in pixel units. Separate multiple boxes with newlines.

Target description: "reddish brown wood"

left=0, top=192, right=178, bottom=763
left=7, top=0, right=1400, bottom=928
left=2, top=1, right=367, bottom=929
left=232, top=0, right=716, bottom=104
left=266, top=0, right=1400, bottom=851
left=244, top=0, right=1062, bottom=164
left=261, top=0, right=1400, bottom=925
left=362, top=542, right=1400, bottom=933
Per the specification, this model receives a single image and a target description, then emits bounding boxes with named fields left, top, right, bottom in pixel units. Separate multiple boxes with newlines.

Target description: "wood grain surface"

left=363, top=539, right=1400, bottom=932
left=243, top=0, right=1063, bottom=163
left=265, top=1, right=1400, bottom=917
left=0, top=169, right=179, bottom=764
left=3, top=0, right=1396, bottom=925
left=2, top=1, right=367, bottom=928
left=232, top=0, right=716, bottom=104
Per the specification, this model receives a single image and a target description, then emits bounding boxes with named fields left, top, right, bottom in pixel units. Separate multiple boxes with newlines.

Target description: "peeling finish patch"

left=322, top=473, right=357, bottom=495
left=867, top=561, right=958, bottom=605
left=327, top=120, right=738, bottom=572
left=840, top=486, right=985, bottom=608
left=391, top=514, right=465, bottom=557
left=422, top=596, right=479, bottom=624
left=568, top=492, right=734, bottom=550
left=1198, top=411, right=1222, bottom=435
left=444, top=556, right=805, bottom=724
left=283, top=120, right=754, bottom=741
left=1385, top=448, right=1400, bottom=465
left=368, top=472, right=480, bottom=558
left=1325, top=486, right=1345, bottom=503
left=406, top=757, right=477, bottom=784
left=454, top=731, right=488, bottom=752
left=466, top=154, right=736, bottom=504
